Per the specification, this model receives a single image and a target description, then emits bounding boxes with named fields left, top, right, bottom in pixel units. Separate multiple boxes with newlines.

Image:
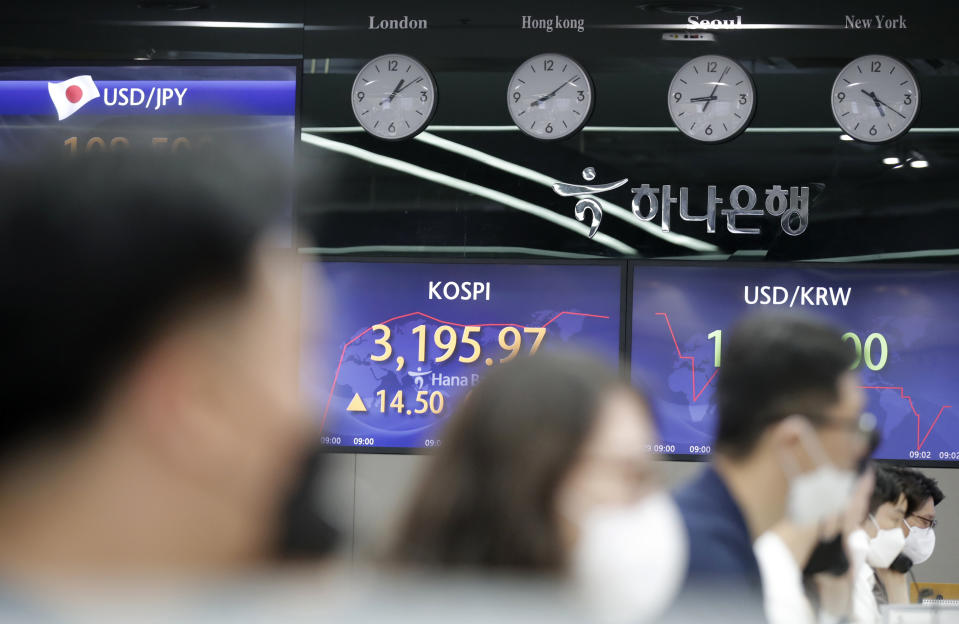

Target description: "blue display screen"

left=0, top=65, right=296, bottom=158
left=302, top=260, right=623, bottom=451
left=0, top=65, right=297, bottom=230
left=631, top=264, right=959, bottom=463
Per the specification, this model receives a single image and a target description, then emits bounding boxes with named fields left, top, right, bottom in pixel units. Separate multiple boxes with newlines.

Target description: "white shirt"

left=851, top=561, right=880, bottom=624
left=754, top=531, right=817, bottom=624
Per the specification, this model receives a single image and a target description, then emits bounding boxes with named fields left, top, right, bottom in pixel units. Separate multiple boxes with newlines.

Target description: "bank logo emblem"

left=552, top=167, right=629, bottom=239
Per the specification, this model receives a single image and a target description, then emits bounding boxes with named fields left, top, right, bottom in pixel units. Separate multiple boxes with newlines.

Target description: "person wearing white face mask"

left=754, top=466, right=877, bottom=624
left=672, top=314, right=872, bottom=620
left=884, top=465, right=944, bottom=576
left=390, top=353, right=688, bottom=624
left=850, top=465, right=909, bottom=624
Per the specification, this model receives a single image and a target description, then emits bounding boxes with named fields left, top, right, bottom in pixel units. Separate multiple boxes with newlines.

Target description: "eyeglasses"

left=909, top=514, right=937, bottom=529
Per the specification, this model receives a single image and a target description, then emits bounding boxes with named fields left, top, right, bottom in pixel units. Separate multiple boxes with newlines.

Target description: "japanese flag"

left=47, top=75, right=100, bottom=121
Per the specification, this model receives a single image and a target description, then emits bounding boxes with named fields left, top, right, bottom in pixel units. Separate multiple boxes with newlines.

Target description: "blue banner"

left=0, top=80, right=295, bottom=117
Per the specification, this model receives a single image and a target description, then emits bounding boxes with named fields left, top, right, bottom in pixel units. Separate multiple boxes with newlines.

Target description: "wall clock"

left=831, top=55, right=919, bottom=143
left=667, top=55, right=756, bottom=143
left=507, top=53, right=594, bottom=140
left=351, top=53, right=437, bottom=140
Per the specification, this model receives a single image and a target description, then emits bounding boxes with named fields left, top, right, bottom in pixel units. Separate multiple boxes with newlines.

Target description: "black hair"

left=883, top=465, right=945, bottom=513
left=391, top=352, right=649, bottom=572
left=714, top=312, right=856, bottom=458
left=0, top=150, right=275, bottom=461
left=870, top=465, right=906, bottom=514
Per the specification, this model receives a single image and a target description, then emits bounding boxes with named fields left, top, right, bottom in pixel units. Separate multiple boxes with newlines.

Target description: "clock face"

left=667, top=55, right=756, bottom=143
left=351, top=54, right=437, bottom=140
left=507, top=53, right=593, bottom=140
left=831, top=55, right=919, bottom=143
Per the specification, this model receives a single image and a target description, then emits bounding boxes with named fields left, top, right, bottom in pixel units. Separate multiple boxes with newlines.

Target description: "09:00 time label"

left=646, top=444, right=711, bottom=455
left=320, top=435, right=444, bottom=448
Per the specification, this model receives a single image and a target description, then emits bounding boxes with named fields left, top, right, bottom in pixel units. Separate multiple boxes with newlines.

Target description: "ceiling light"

left=910, top=160, right=929, bottom=168
left=840, top=134, right=853, bottom=141
left=883, top=157, right=900, bottom=165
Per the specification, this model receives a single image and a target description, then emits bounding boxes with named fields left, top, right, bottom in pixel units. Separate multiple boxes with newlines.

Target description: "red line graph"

left=655, top=312, right=717, bottom=402
left=320, top=311, right=610, bottom=430
left=652, top=313, right=952, bottom=451
left=859, top=385, right=951, bottom=450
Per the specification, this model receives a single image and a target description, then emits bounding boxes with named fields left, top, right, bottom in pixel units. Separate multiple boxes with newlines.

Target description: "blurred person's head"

left=712, top=313, right=870, bottom=536
left=0, top=151, right=318, bottom=575
left=392, top=352, right=687, bottom=622
left=884, top=465, right=943, bottom=567
left=860, top=465, right=907, bottom=569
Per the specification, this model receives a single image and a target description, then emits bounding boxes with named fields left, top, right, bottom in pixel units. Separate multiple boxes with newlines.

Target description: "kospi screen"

left=302, top=260, right=624, bottom=451
left=630, top=263, right=959, bottom=465
left=0, top=63, right=297, bottom=218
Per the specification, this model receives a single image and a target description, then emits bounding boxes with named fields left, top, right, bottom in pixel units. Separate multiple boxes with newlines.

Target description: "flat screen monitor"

left=0, top=62, right=298, bottom=227
left=302, top=259, right=624, bottom=452
left=630, top=263, right=959, bottom=465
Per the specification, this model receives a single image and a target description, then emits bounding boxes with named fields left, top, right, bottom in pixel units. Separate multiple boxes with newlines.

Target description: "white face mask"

left=901, top=520, right=936, bottom=565
left=866, top=515, right=906, bottom=569
left=782, top=422, right=856, bottom=525
left=569, top=492, right=688, bottom=624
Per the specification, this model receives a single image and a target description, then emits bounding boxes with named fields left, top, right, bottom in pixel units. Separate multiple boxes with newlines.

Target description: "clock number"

left=836, top=92, right=845, bottom=101
left=388, top=60, right=398, bottom=71
left=869, top=125, right=878, bottom=136
left=904, top=93, right=912, bottom=105
left=705, top=124, right=714, bottom=136
left=513, top=92, right=521, bottom=103
left=738, top=93, right=747, bottom=105
left=545, top=123, right=554, bottom=134
left=420, top=91, right=428, bottom=102
left=707, top=61, right=717, bottom=73
left=577, top=90, right=585, bottom=102
left=356, top=91, right=365, bottom=102
left=871, top=60, right=881, bottom=72
left=388, top=122, right=396, bottom=134
left=544, top=59, right=554, bottom=71
left=673, top=92, right=682, bottom=102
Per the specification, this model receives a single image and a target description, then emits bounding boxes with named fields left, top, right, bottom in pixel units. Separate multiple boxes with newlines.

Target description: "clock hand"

left=379, top=78, right=406, bottom=105
left=530, top=75, right=581, bottom=108
left=861, top=89, right=885, bottom=117
left=871, top=93, right=908, bottom=119
left=394, top=76, right=424, bottom=95
left=689, top=95, right=718, bottom=102
left=701, top=66, right=729, bottom=113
